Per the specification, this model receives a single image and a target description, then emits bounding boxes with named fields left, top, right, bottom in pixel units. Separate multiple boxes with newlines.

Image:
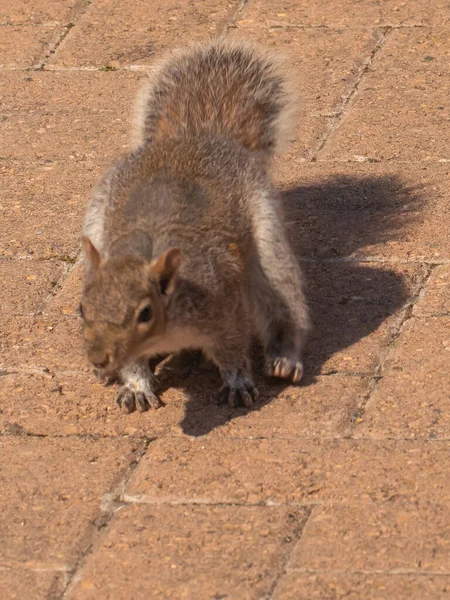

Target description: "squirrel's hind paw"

left=265, top=357, right=304, bottom=383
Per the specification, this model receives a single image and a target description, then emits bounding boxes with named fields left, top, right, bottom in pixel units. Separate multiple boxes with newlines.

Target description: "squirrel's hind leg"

left=247, top=202, right=309, bottom=383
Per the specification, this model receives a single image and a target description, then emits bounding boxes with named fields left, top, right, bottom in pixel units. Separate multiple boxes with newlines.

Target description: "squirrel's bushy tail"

left=132, top=38, right=296, bottom=157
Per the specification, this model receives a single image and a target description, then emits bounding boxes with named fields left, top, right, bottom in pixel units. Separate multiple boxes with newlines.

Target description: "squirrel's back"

left=132, top=38, right=296, bottom=157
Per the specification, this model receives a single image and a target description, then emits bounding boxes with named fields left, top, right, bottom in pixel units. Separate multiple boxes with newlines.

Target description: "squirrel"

left=80, top=38, right=310, bottom=413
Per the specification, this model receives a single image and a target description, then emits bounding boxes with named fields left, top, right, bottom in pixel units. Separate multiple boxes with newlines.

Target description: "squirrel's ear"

left=82, top=236, right=102, bottom=278
left=150, top=247, right=181, bottom=295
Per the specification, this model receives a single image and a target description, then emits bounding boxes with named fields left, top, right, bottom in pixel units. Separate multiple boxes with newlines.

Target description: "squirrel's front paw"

left=217, top=374, right=259, bottom=409
left=115, top=385, right=162, bottom=414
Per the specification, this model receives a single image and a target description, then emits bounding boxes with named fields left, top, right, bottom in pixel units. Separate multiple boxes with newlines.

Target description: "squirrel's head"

left=79, top=237, right=181, bottom=377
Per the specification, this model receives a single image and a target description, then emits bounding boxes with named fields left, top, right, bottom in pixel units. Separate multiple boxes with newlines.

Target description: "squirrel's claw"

left=115, top=386, right=162, bottom=413
left=217, top=379, right=259, bottom=409
left=116, top=387, right=136, bottom=413
left=265, top=357, right=304, bottom=384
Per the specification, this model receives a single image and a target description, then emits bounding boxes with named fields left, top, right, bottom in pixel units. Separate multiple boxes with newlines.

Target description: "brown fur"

left=131, top=38, right=297, bottom=155
left=81, top=38, right=309, bottom=413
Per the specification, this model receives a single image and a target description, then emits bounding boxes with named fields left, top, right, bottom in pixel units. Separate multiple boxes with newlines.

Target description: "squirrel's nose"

left=89, top=352, right=110, bottom=369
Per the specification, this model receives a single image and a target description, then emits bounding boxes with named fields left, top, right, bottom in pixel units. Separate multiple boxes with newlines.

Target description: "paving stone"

left=273, top=572, right=450, bottom=599
left=279, top=162, right=450, bottom=261
left=0, top=569, right=66, bottom=599
left=321, top=29, right=450, bottom=162
left=0, top=161, right=97, bottom=260
left=0, top=0, right=84, bottom=25
left=238, top=0, right=450, bottom=27
left=356, top=317, right=450, bottom=439
left=171, top=373, right=366, bottom=439
left=0, top=371, right=363, bottom=438
left=308, top=0, right=450, bottom=26
left=228, top=26, right=384, bottom=157
left=236, top=0, right=311, bottom=28
left=0, top=25, right=60, bottom=68
left=291, top=500, right=450, bottom=572
left=303, top=262, right=425, bottom=375
left=0, top=71, right=144, bottom=162
left=125, top=438, right=450, bottom=505
left=2, top=315, right=87, bottom=372
left=0, top=260, right=64, bottom=314
left=44, top=262, right=83, bottom=316
left=413, top=265, right=450, bottom=317
left=68, top=504, right=308, bottom=600
left=0, top=370, right=189, bottom=437
left=51, top=0, right=239, bottom=68
left=230, top=26, right=384, bottom=116
left=277, top=115, right=327, bottom=160
left=0, top=436, right=144, bottom=565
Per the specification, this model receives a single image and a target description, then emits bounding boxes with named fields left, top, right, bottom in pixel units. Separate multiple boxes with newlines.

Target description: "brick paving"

left=1, top=0, right=450, bottom=598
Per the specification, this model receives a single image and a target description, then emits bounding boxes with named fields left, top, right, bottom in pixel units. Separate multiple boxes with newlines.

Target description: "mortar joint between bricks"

left=219, top=0, right=251, bottom=34
left=343, top=263, right=436, bottom=437
left=39, top=252, right=82, bottom=313
left=265, top=505, right=315, bottom=600
left=308, top=26, right=393, bottom=162
left=57, top=436, right=155, bottom=599
left=32, top=0, right=95, bottom=70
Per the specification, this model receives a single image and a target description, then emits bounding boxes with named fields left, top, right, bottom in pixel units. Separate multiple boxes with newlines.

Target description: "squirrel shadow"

left=155, top=174, right=423, bottom=436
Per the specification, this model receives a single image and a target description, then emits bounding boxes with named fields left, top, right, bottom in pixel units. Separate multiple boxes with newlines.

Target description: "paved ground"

left=1, top=0, right=450, bottom=598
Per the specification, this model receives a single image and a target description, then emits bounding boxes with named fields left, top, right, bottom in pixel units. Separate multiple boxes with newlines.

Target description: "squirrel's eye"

left=137, top=305, right=153, bottom=323
left=78, top=303, right=84, bottom=319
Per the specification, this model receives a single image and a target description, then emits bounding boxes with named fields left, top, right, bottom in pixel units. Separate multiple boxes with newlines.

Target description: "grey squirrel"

left=80, top=38, right=310, bottom=413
